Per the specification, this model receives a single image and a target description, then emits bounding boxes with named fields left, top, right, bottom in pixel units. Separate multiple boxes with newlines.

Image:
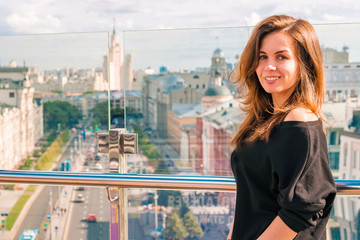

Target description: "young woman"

left=228, top=15, right=336, bottom=239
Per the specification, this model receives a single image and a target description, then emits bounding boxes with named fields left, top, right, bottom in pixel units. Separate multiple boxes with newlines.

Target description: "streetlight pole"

left=155, top=191, right=158, bottom=236
left=49, top=190, right=52, bottom=240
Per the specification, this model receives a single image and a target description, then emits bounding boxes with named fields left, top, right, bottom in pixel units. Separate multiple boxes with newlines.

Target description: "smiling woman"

left=228, top=15, right=336, bottom=240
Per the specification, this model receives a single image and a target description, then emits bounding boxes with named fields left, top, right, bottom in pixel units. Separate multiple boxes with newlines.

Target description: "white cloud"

left=6, top=13, right=61, bottom=33
left=245, top=12, right=261, bottom=26
left=1, top=0, right=360, bottom=34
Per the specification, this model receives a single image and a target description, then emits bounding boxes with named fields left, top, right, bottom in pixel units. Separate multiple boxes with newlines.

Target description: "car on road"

left=75, top=186, right=85, bottom=191
left=87, top=213, right=97, bottom=222
left=19, top=229, right=39, bottom=240
left=75, top=194, right=85, bottom=203
left=93, top=163, right=103, bottom=170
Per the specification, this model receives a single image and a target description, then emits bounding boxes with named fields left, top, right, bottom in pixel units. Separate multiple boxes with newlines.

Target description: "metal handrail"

left=0, top=170, right=358, bottom=195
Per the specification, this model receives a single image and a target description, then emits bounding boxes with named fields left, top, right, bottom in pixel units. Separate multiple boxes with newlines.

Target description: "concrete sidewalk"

left=49, top=185, right=74, bottom=240
left=0, top=185, right=27, bottom=240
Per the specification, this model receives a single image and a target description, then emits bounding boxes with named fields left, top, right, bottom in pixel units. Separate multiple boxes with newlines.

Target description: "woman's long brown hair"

left=230, top=15, right=325, bottom=148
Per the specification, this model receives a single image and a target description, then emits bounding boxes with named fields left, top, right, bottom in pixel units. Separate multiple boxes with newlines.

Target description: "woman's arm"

left=227, top=217, right=234, bottom=240
left=257, top=216, right=297, bottom=240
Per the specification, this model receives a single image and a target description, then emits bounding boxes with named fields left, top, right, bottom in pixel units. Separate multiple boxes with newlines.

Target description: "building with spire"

left=103, top=19, right=134, bottom=92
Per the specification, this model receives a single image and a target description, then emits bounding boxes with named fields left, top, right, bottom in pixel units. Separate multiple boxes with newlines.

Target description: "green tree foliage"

left=179, top=200, right=190, bottom=218
left=165, top=210, right=188, bottom=240
left=183, top=211, right=204, bottom=238
left=44, top=101, right=80, bottom=131
left=132, top=124, right=163, bottom=168
left=92, top=101, right=109, bottom=128
left=35, top=129, right=70, bottom=171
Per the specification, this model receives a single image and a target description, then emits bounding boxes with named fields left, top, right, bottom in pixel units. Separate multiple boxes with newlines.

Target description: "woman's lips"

left=264, top=76, right=280, bottom=84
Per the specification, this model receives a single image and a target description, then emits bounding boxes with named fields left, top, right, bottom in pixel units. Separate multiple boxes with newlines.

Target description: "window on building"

left=9, top=92, right=15, bottom=98
left=329, top=131, right=337, bottom=145
left=343, top=228, right=348, bottom=240
left=203, top=84, right=206, bottom=88
left=344, top=143, right=348, bottom=167
left=353, top=151, right=357, bottom=168
left=196, top=84, right=199, bottom=89
left=329, top=152, right=339, bottom=170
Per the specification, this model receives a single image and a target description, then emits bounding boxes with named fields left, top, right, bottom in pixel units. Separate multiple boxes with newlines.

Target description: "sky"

left=1, top=0, right=360, bottom=71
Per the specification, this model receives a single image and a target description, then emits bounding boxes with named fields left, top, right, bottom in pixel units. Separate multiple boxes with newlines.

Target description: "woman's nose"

left=265, top=64, right=276, bottom=71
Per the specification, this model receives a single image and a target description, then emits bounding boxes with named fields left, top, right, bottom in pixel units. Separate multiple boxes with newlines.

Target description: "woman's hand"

left=257, top=216, right=297, bottom=240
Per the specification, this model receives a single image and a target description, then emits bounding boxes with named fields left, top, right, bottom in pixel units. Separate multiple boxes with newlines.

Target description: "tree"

left=165, top=210, right=188, bottom=240
left=43, top=101, right=80, bottom=131
left=183, top=211, right=204, bottom=238
left=92, top=101, right=109, bottom=127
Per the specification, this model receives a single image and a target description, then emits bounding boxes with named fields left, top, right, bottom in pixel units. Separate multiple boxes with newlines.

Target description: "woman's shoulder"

left=283, top=107, right=318, bottom=122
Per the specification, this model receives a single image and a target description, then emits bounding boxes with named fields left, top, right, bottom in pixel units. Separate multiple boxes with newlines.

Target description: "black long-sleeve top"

left=230, top=119, right=336, bottom=240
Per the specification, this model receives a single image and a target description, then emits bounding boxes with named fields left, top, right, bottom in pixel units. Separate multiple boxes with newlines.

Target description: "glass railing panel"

left=122, top=27, right=251, bottom=176
left=128, top=188, right=235, bottom=240
left=0, top=32, right=110, bottom=238
left=0, top=31, right=110, bottom=173
left=122, top=23, right=360, bottom=177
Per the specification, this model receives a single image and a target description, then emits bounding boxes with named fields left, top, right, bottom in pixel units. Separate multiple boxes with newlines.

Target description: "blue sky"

left=1, top=0, right=360, bottom=71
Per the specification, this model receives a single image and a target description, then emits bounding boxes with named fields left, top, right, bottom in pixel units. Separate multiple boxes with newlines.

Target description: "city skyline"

left=1, top=1, right=360, bottom=71
left=1, top=23, right=360, bottom=73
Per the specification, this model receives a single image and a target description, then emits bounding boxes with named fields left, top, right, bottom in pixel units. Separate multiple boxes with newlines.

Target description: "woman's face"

left=256, top=31, right=299, bottom=107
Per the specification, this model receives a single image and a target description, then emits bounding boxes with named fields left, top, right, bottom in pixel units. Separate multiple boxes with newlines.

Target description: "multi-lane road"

left=64, top=186, right=110, bottom=240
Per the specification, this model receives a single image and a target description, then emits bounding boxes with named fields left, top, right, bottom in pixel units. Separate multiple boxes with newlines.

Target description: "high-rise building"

left=102, top=20, right=134, bottom=92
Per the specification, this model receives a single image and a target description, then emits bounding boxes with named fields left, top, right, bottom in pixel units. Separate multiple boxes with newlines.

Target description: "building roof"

left=204, top=85, right=232, bottom=97
left=172, top=103, right=202, bottom=118
left=321, top=101, right=346, bottom=128
left=0, top=103, right=16, bottom=115
left=110, top=90, right=141, bottom=99
left=0, top=67, right=28, bottom=73
left=0, top=78, right=24, bottom=89
left=160, top=74, right=184, bottom=94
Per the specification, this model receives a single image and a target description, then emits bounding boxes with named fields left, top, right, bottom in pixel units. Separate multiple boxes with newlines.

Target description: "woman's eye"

left=278, top=55, right=287, bottom=60
left=259, top=55, right=267, bottom=60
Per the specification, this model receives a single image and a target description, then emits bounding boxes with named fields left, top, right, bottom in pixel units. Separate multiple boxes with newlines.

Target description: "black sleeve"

left=269, top=125, right=336, bottom=233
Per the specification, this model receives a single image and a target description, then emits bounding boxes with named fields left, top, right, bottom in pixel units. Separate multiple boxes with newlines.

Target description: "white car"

left=76, top=194, right=85, bottom=203
left=94, top=163, right=103, bottom=170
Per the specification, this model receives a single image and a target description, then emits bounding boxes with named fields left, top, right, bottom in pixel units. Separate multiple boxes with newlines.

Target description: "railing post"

left=98, top=129, right=138, bottom=240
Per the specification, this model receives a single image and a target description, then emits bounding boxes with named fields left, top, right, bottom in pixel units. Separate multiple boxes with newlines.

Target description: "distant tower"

left=103, top=18, right=124, bottom=91
left=202, top=48, right=233, bottom=111
left=210, top=48, right=227, bottom=81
